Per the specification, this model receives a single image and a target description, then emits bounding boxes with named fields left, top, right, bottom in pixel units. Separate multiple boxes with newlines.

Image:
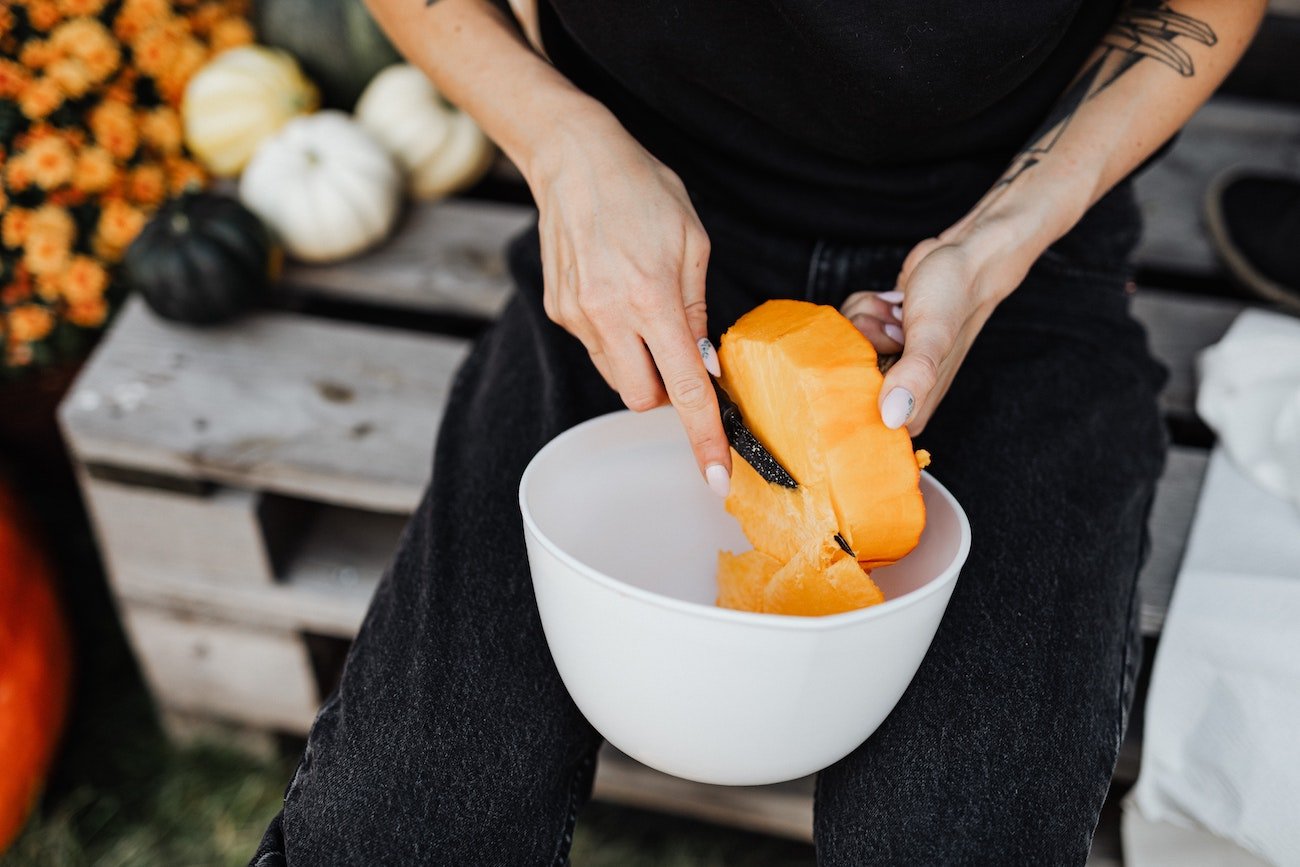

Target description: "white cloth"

left=1129, top=308, right=1300, bottom=867
left=1196, top=309, right=1300, bottom=510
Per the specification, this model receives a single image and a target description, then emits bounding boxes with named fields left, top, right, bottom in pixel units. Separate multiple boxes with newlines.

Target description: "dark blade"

left=711, top=380, right=798, bottom=489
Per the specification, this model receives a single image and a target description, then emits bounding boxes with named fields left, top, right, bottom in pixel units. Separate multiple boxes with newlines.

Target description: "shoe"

left=1205, top=168, right=1300, bottom=313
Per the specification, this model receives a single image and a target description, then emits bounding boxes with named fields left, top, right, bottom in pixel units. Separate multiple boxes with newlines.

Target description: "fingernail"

left=881, top=387, right=914, bottom=429
left=706, top=463, right=730, bottom=497
left=877, top=290, right=904, bottom=303
left=883, top=323, right=904, bottom=344
left=697, top=337, right=721, bottom=378
left=890, top=304, right=903, bottom=321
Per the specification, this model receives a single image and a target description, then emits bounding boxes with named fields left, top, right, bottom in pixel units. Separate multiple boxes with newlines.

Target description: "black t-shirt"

left=537, top=1, right=1123, bottom=243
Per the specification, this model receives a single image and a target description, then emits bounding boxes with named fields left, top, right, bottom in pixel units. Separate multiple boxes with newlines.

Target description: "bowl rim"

left=519, top=408, right=972, bottom=633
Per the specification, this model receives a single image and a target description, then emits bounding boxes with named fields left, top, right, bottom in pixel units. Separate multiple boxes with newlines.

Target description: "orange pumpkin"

left=0, top=479, right=72, bottom=853
left=716, top=299, right=929, bottom=616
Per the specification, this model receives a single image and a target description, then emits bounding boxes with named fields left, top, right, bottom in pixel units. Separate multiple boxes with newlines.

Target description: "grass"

left=2, top=452, right=814, bottom=867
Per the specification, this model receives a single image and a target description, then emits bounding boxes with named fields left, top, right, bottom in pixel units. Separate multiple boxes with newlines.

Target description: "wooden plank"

left=108, top=503, right=402, bottom=638
left=593, top=746, right=815, bottom=843
left=1134, top=97, right=1300, bottom=277
left=121, top=605, right=320, bottom=733
left=80, top=475, right=285, bottom=587
left=279, top=198, right=535, bottom=319
left=1131, top=288, right=1245, bottom=420
left=1138, top=446, right=1210, bottom=637
left=59, top=296, right=465, bottom=513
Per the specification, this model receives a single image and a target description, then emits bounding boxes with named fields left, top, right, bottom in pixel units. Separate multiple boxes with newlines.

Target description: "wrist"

left=514, top=94, right=624, bottom=192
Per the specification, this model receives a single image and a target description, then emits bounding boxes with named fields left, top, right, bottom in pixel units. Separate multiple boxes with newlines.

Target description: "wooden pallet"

left=57, top=93, right=1298, bottom=843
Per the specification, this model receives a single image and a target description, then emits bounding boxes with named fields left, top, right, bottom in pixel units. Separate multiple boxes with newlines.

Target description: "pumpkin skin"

left=182, top=46, right=319, bottom=177
left=254, top=0, right=402, bottom=109
left=239, top=111, right=402, bottom=264
left=0, top=479, right=72, bottom=853
left=124, top=192, right=279, bottom=325
left=716, top=299, right=928, bottom=616
left=355, top=64, right=495, bottom=201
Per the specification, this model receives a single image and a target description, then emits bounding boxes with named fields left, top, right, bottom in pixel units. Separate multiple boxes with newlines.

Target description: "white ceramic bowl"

left=520, top=407, right=971, bottom=786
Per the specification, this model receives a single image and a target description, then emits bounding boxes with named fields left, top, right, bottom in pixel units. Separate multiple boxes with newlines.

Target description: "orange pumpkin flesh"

left=0, top=481, right=72, bottom=853
left=716, top=299, right=927, bottom=616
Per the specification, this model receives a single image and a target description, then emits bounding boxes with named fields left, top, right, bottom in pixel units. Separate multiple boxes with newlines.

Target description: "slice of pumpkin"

left=716, top=299, right=928, bottom=616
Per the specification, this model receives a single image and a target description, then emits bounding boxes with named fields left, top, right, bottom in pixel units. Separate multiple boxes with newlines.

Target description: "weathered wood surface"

left=1131, top=288, right=1244, bottom=420
left=279, top=198, right=535, bottom=319
left=122, top=605, right=319, bottom=732
left=1139, top=447, right=1210, bottom=636
left=1133, top=97, right=1300, bottom=277
left=59, top=296, right=468, bottom=513
left=593, top=747, right=816, bottom=843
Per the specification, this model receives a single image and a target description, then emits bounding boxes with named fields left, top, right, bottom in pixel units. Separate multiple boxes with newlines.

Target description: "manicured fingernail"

left=890, top=304, right=903, bottom=321
left=698, top=337, right=721, bottom=378
left=877, top=290, right=904, bottom=303
left=706, top=463, right=730, bottom=497
left=883, top=323, right=904, bottom=344
left=881, top=387, right=914, bottom=429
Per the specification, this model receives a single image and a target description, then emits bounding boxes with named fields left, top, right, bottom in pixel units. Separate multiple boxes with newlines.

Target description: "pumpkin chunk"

left=716, top=299, right=928, bottom=616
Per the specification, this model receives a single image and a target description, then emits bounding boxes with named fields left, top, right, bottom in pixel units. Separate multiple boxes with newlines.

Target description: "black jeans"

left=251, top=185, right=1168, bottom=866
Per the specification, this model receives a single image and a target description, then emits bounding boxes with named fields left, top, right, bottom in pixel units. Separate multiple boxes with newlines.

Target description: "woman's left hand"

left=840, top=229, right=1036, bottom=435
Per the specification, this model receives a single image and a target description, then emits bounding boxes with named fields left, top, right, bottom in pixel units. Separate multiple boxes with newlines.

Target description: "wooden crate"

left=57, top=93, right=1300, bottom=843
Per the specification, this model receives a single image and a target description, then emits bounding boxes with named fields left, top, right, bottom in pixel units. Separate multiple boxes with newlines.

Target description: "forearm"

left=362, top=0, right=619, bottom=187
left=947, top=0, right=1267, bottom=281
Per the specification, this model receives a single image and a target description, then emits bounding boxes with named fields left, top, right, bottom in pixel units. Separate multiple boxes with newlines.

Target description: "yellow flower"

left=94, top=197, right=146, bottom=260
left=18, top=76, right=65, bottom=121
left=126, top=163, right=167, bottom=206
left=61, top=255, right=110, bottom=305
left=30, top=205, right=77, bottom=246
left=209, top=17, right=254, bottom=53
left=89, top=100, right=138, bottom=161
left=72, top=145, right=119, bottom=194
left=26, top=1, right=63, bottom=32
left=2, top=208, right=34, bottom=248
left=139, top=107, right=182, bottom=154
left=50, top=17, right=121, bottom=83
left=0, top=60, right=32, bottom=99
left=23, top=228, right=72, bottom=276
left=7, top=304, right=57, bottom=343
left=56, top=0, right=110, bottom=16
left=68, top=297, right=109, bottom=328
left=25, top=136, right=77, bottom=189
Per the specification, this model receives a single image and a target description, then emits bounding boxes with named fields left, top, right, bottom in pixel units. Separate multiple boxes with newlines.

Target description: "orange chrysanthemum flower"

left=94, top=197, right=146, bottom=260
left=2, top=209, right=34, bottom=249
left=26, top=1, right=63, bottom=32
left=4, top=156, right=35, bottom=192
left=6, top=342, right=36, bottom=367
left=164, top=155, right=207, bottom=194
left=209, top=16, right=254, bottom=53
left=30, top=205, right=77, bottom=246
left=158, top=38, right=208, bottom=105
left=140, top=107, right=183, bottom=154
left=130, top=21, right=182, bottom=78
left=68, top=297, right=109, bottom=328
left=72, top=145, right=118, bottom=193
left=18, top=76, right=64, bottom=120
left=50, top=17, right=121, bottom=83
left=113, top=0, right=174, bottom=39
left=56, top=0, right=110, bottom=16
left=89, top=100, right=138, bottom=161
left=23, top=230, right=71, bottom=277
left=61, top=255, right=110, bottom=305
left=0, top=7, right=15, bottom=39
left=127, top=163, right=167, bottom=206
left=47, top=57, right=95, bottom=99
left=2, top=281, right=35, bottom=307
left=19, top=40, right=58, bottom=71
left=6, top=305, right=57, bottom=344
left=25, top=136, right=77, bottom=189
left=0, top=60, right=32, bottom=99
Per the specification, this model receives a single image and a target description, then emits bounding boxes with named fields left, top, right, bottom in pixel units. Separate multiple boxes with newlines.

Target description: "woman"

left=252, top=1, right=1264, bottom=864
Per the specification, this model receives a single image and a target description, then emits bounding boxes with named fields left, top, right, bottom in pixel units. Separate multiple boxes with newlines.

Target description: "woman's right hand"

left=526, top=108, right=732, bottom=495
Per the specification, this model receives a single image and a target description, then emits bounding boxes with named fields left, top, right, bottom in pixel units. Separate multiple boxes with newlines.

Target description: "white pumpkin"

left=182, top=46, right=319, bottom=177
left=239, top=111, right=402, bottom=263
left=354, top=64, right=496, bottom=201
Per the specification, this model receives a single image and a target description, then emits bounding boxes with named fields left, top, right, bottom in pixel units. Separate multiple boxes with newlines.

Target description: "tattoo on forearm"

left=995, top=1, right=1216, bottom=190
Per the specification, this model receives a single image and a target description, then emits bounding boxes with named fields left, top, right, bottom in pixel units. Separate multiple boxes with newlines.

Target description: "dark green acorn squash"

left=253, top=0, right=401, bottom=109
left=124, top=192, right=279, bottom=325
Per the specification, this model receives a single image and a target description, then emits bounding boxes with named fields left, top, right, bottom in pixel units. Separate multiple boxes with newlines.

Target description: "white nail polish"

left=881, top=387, right=914, bottom=429
left=877, top=290, right=905, bottom=303
left=706, top=463, right=730, bottom=497
left=698, top=337, right=722, bottom=378
left=890, top=304, right=904, bottom=320
left=883, top=323, right=904, bottom=344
